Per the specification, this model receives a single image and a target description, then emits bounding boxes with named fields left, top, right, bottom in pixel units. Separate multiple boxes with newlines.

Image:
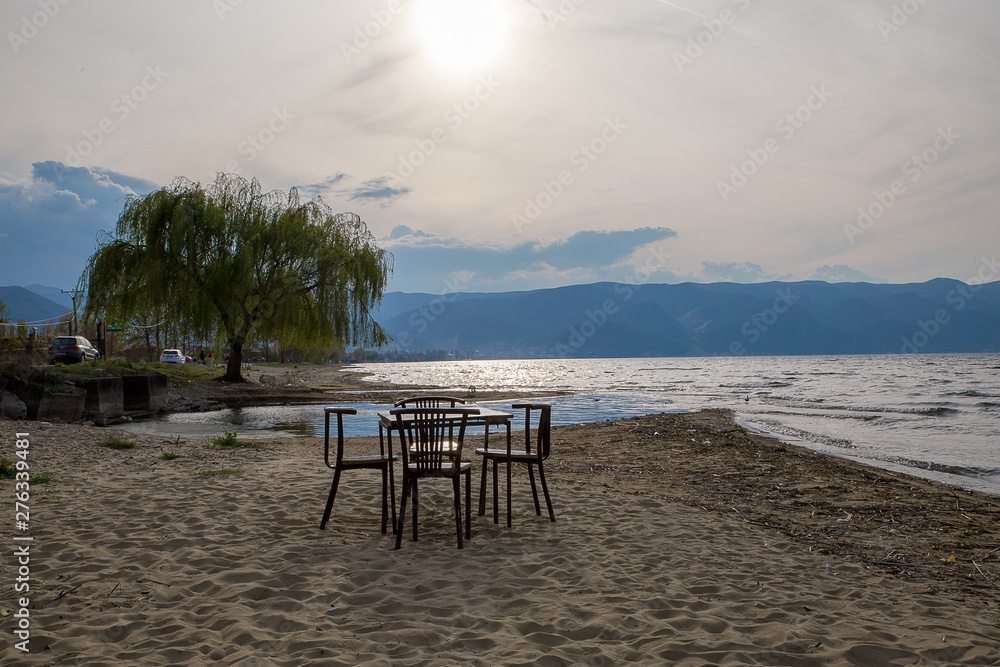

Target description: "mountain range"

left=5, top=279, right=998, bottom=357
left=375, top=279, right=1000, bottom=357
left=0, top=285, right=72, bottom=324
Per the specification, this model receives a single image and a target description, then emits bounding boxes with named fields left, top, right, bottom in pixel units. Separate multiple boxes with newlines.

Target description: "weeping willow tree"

left=80, top=173, right=393, bottom=382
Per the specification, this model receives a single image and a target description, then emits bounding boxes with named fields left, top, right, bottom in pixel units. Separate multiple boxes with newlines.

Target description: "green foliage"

left=159, top=452, right=182, bottom=460
left=100, top=435, right=137, bottom=450
left=80, top=173, right=393, bottom=382
left=212, top=430, right=240, bottom=448
left=206, top=430, right=260, bottom=450
left=197, top=468, right=244, bottom=477
left=0, top=459, right=52, bottom=484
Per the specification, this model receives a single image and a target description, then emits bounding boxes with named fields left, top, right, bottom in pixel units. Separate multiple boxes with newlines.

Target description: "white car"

left=159, top=349, right=186, bottom=364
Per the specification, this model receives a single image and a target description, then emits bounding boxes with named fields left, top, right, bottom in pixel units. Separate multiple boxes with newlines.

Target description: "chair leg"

left=389, top=459, right=397, bottom=535
left=319, top=467, right=343, bottom=530
left=506, top=455, right=512, bottom=529
left=465, top=470, right=472, bottom=539
left=411, top=478, right=419, bottom=542
left=380, top=464, right=389, bottom=535
left=536, top=461, right=555, bottom=522
left=478, top=456, right=489, bottom=516
left=527, top=464, right=542, bottom=516
left=394, top=478, right=409, bottom=550
left=492, top=459, right=499, bottom=524
left=452, top=476, right=464, bottom=549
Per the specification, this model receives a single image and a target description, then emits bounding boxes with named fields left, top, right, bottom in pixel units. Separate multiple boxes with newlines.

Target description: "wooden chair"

left=319, top=406, right=397, bottom=535
left=392, top=396, right=468, bottom=455
left=392, top=407, right=479, bottom=549
left=477, top=403, right=555, bottom=527
left=393, top=396, right=467, bottom=408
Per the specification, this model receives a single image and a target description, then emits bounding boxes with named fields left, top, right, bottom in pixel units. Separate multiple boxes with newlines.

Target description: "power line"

left=61, top=289, right=84, bottom=335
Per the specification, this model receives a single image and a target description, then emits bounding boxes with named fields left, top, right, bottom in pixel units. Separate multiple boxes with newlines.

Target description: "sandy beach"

left=1, top=366, right=998, bottom=665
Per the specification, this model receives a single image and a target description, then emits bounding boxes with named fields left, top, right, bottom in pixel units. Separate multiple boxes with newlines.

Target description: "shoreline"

left=166, top=364, right=1000, bottom=601
left=165, top=362, right=570, bottom=410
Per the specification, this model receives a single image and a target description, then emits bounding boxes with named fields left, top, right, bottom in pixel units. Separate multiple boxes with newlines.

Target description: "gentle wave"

left=757, top=400, right=960, bottom=416
left=745, top=418, right=999, bottom=481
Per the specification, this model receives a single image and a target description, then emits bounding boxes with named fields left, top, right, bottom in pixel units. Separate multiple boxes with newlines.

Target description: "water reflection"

left=120, top=392, right=683, bottom=440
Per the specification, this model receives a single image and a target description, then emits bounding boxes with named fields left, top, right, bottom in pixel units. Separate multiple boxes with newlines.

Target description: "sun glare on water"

left=416, top=0, right=509, bottom=73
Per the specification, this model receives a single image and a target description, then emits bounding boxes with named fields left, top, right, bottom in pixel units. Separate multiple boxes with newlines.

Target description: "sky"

left=1, top=0, right=998, bottom=297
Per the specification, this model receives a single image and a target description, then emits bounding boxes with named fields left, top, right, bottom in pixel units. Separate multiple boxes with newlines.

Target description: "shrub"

left=207, top=430, right=258, bottom=450
left=100, top=435, right=137, bottom=450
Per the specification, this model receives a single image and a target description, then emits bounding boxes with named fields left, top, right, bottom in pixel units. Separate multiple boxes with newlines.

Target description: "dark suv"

left=49, top=336, right=100, bottom=364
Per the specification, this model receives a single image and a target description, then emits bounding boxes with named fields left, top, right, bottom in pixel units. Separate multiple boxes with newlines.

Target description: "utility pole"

left=61, top=289, right=84, bottom=335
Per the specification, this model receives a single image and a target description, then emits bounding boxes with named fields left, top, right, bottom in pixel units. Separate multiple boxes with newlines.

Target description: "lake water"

left=122, top=354, right=1000, bottom=496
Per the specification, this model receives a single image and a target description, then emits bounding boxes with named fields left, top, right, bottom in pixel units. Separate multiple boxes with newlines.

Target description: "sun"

left=416, top=0, right=509, bottom=73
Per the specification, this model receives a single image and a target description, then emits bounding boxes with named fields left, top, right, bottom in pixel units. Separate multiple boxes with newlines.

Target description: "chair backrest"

left=391, top=407, right=479, bottom=476
left=323, top=406, right=357, bottom=468
left=394, top=395, right=467, bottom=408
left=513, top=403, right=552, bottom=461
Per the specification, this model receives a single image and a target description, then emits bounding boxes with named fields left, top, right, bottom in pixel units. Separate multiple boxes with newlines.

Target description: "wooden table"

left=377, top=406, right=515, bottom=526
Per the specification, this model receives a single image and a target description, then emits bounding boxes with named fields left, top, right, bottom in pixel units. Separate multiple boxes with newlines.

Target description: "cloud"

left=297, top=173, right=411, bottom=208
left=387, top=225, right=434, bottom=241
left=810, top=264, right=887, bottom=283
left=537, top=228, right=678, bottom=270
left=297, top=173, right=348, bottom=199
left=0, top=162, right=153, bottom=289
left=347, top=176, right=411, bottom=206
left=382, top=226, right=679, bottom=292
left=699, top=261, right=793, bottom=283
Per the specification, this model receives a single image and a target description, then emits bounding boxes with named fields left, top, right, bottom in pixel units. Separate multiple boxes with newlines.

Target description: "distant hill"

left=25, top=284, right=74, bottom=310
left=0, top=286, right=72, bottom=324
left=375, top=279, right=1000, bottom=357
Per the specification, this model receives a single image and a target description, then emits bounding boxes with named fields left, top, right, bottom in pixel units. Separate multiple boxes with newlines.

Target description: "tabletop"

left=377, top=406, right=514, bottom=428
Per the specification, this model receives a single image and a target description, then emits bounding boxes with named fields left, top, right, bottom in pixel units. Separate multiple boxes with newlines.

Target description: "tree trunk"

left=223, top=340, right=245, bottom=382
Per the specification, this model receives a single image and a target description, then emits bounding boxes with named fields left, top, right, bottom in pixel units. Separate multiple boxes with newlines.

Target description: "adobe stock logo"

left=64, top=66, right=169, bottom=167
left=511, top=116, right=627, bottom=234
left=728, top=288, right=798, bottom=356
left=672, top=0, right=751, bottom=73
left=877, top=0, right=931, bottom=40
left=385, top=76, right=501, bottom=184
left=213, top=0, right=245, bottom=21
left=716, top=85, right=833, bottom=202
left=8, top=0, right=72, bottom=54
left=214, top=107, right=296, bottom=179
left=845, top=126, right=959, bottom=243
left=900, top=255, right=999, bottom=354
left=554, top=242, right=671, bottom=357
left=339, top=0, right=405, bottom=63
